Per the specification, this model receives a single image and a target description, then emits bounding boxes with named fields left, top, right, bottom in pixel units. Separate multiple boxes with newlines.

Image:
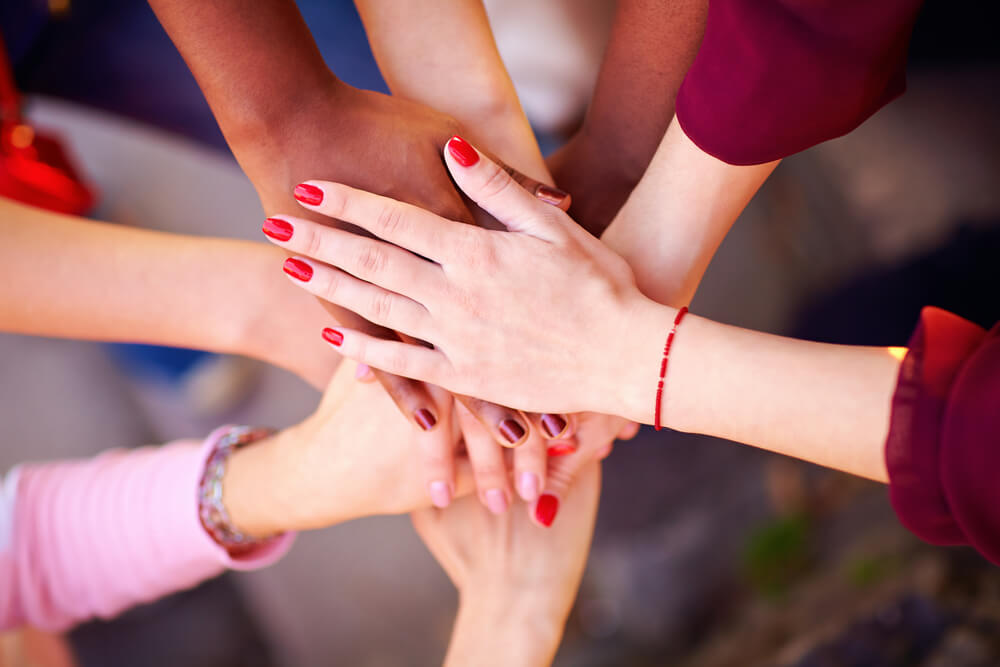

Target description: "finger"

left=290, top=181, right=473, bottom=264
left=283, top=257, right=429, bottom=340
left=617, top=420, right=641, bottom=441
left=526, top=411, right=575, bottom=441
left=532, top=448, right=591, bottom=529
left=320, top=326, right=447, bottom=387
left=455, top=401, right=511, bottom=515
left=455, top=394, right=531, bottom=448
left=354, top=363, right=376, bottom=383
left=512, top=430, right=546, bottom=502
left=443, top=136, right=566, bottom=241
left=415, top=394, right=458, bottom=509
left=264, top=216, right=443, bottom=300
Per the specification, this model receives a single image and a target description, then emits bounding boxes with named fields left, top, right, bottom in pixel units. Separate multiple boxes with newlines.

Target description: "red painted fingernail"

left=293, top=183, right=324, bottom=205
left=547, top=443, right=576, bottom=457
left=322, top=328, right=343, bottom=346
left=263, top=217, right=293, bottom=241
left=535, top=494, right=559, bottom=527
left=541, top=414, right=568, bottom=438
left=447, top=136, right=479, bottom=167
left=498, top=419, right=526, bottom=445
left=535, top=185, right=569, bottom=207
left=283, top=258, right=313, bottom=282
left=414, top=408, right=437, bottom=431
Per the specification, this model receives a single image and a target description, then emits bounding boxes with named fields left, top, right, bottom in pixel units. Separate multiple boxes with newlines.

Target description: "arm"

left=0, top=198, right=337, bottom=388
left=548, top=0, right=708, bottom=236
left=355, top=0, right=547, bottom=182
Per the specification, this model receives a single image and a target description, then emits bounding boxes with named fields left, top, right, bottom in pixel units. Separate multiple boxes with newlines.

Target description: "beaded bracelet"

left=198, top=425, right=281, bottom=555
left=654, top=306, right=689, bottom=431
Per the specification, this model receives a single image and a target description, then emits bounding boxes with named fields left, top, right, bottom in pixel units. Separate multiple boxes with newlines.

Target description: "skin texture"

left=274, top=139, right=902, bottom=483
left=414, top=461, right=603, bottom=667
left=547, top=0, right=709, bottom=237
left=147, top=0, right=576, bottom=509
left=0, top=198, right=337, bottom=389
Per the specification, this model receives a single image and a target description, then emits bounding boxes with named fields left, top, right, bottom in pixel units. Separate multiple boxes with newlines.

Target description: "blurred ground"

left=1, top=1, right=999, bottom=665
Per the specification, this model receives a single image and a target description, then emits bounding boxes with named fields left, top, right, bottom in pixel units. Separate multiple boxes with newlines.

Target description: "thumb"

left=443, top=135, right=565, bottom=241
left=532, top=447, right=591, bottom=529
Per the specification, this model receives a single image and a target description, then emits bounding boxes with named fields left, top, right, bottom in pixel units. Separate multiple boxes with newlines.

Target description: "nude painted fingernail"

left=446, top=136, right=479, bottom=167
left=322, top=328, right=343, bottom=346
left=293, top=183, right=324, bottom=205
left=429, top=481, right=452, bottom=508
left=541, top=414, right=568, bottom=438
left=535, top=494, right=559, bottom=527
left=517, top=472, right=540, bottom=502
left=262, top=217, right=293, bottom=241
left=547, top=443, right=576, bottom=457
left=485, top=489, right=509, bottom=515
left=498, top=419, right=526, bottom=445
left=535, top=185, right=568, bottom=207
left=414, top=408, right=437, bottom=431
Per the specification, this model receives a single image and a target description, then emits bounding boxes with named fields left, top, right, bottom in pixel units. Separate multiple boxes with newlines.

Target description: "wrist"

left=613, top=297, right=681, bottom=425
left=447, top=589, right=565, bottom=667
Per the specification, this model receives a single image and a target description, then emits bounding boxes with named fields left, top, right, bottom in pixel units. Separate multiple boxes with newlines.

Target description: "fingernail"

left=498, top=418, right=526, bottom=445
left=414, top=408, right=437, bottom=431
left=535, top=185, right=569, bottom=207
left=535, top=494, right=559, bottom=527
left=293, top=183, right=324, bottom=205
left=354, top=363, right=371, bottom=379
left=485, top=489, right=509, bottom=515
left=541, top=414, right=568, bottom=438
left=283, top=257, right=313, bottom=282
left=517, top=472, right=540, bottom=502
left=263, top=217, right=293, bottom=241
left=546, top=443, right=576, bottom=457
left=429, top=481, right=452, bottom=509
left=446, top=135, right=479, bottom=167
left=322, top=328, right=343, bottom=346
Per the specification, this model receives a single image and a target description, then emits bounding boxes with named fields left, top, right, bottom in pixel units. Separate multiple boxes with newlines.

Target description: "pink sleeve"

left=0, top=432, right=294, bottom=631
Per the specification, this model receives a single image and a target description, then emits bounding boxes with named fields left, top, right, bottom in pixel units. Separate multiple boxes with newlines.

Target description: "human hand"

left=413, top=455, right=602, bottom=666
left=249, top=80, right=575, bottom=511
left=221, top=360, right=475, bottom=535
left=265, top=136, right=665, bottom=422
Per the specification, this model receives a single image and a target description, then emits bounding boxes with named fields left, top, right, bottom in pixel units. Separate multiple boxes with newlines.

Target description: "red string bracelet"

left=654, top=306, right=689, bottom=431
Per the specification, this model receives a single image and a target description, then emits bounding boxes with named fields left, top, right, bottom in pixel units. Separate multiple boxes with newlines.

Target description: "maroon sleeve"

left=886, top=307, right=1000, bottom=565
left=675, top=0, right=923, bottom=165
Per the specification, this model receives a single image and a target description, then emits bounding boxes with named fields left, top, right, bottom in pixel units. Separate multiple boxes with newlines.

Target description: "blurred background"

left=1, top=0, right=999, bottom=665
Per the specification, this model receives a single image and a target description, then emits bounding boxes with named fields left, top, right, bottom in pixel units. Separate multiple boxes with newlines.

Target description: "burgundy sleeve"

left=675, top=0, right=923, bottom=165
left=886, top=307, right=1000, bottom=565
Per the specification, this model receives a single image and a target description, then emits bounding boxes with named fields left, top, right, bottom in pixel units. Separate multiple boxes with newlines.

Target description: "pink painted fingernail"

left=485, top=489, right=509, bottom=515
left=322, top=328, right=343, bottom=346
left=517, top=472, right=540, bottom=502
left=447, top=136, right=479, bottom=167
left=263, top=217, right=293, bottom=241
left=354, top=363, right=371, bottom=379
left=535, top=494, right=559, bottom=527
left=429, top=481, right=452, bottom=508
left=547, top=443, right=576, bottom=457
left=293, top=183, right=324, bottom=205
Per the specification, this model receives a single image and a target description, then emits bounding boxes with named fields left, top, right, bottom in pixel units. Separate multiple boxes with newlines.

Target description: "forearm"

left=355, top=0, right=547, bottom=180
left=601, top=118, right=778, bottom=306
left=549, top=0, right=708, bottom=233
left=445, top=591, right=564, bottom=667
left=148, top=0, right=335, bottom=148
left=1, top=198, right=283, bottom=360
left=616, top=300, right=901, bottom=482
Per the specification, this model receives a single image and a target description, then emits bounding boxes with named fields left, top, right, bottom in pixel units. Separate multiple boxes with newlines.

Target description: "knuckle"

left=368, top=290, right=394, bottom=322
left=303, top=225, right=325, bottom=261
left=381, top=347, right=409, bottom=375
left=473, top=463, right=507, bottom=483
left=374, top=203, right=407, bottom=239
left=357, top=244, right=388, bottom=276
left=478, top=163, right=516, bottom=202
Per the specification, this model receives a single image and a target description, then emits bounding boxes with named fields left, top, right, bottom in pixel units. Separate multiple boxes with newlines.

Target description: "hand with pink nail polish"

left=222, top=361, right=476, bottom=536
left=412, top=463, right=601, bottom=667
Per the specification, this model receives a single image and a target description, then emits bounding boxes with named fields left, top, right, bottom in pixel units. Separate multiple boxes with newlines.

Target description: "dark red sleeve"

left=886, top=307, right=1000, bottom=565
left=675, top=0, right=922, bottom=165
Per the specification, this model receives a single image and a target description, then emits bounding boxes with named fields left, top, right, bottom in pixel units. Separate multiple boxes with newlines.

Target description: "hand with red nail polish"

left=412, top=463, right=601, bottom=666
